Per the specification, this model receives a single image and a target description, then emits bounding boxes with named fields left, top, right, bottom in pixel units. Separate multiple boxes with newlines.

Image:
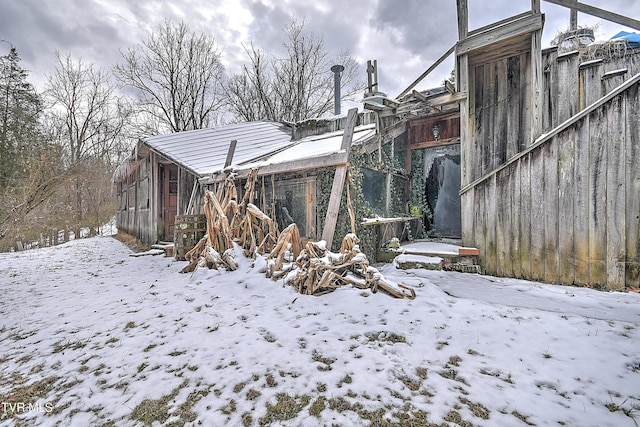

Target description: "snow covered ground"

left=1, top=236, right=639, bottom=426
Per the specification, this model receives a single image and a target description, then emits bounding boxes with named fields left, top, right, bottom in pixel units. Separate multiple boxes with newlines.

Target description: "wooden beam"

left=457, top=13, right=544, bottom=56
left=426, top=91, right=468, bottom=107
left=239, top=152, right=349, bottom=179
left=397, top=44, right=456, bottom=98
left=531, top=0, right=541, bottom=13
left=363, top=101, right=384, bottom=112
left=457, top=0, right=468, bottom=40
left=321, top=108, right=358, bottom=249
left=543, top=0, right=640, bottom=31
left=412, top=90, right=428, bottom=101
left=224, top=140, right=237, bottom=168
left=444, top=80, right=456, bottom=95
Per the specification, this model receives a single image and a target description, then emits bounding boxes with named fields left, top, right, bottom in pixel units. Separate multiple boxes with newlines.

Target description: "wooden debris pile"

left=181, top=171, right=275, bottom=273
left=181, top=171, right=415, bottom=299
left=269, top=231, right=415, bottom=299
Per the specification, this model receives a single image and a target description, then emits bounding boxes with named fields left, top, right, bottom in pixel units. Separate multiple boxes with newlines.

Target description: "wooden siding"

left=461, top=76, right=640, bottom=289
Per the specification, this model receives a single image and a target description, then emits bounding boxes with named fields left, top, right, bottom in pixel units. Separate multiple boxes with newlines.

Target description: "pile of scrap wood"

left=181, top=171, right=415, bottom=299
left=267, top=231, right=415, bottom=299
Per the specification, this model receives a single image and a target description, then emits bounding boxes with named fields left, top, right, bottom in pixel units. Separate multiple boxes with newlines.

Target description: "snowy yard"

left=1, top=236, right=639, bottom=426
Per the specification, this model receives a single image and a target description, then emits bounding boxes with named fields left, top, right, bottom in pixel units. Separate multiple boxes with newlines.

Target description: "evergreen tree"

left=0, top=46, right=42, bottom=188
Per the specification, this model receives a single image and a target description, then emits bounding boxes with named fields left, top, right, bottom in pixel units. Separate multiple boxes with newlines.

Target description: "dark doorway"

left=425, top=153, right=461, bottom=238
left=162, top=164, right=178, bottom=240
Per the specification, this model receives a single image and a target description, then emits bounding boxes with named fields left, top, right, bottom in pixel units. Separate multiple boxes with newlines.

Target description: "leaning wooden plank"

left=542, top=0, right=640, bottom=31
left=321, top=108, right=358, bottom=249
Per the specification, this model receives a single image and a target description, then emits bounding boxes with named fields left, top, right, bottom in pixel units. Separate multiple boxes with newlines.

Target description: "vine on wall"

left=410, top=149, right=430, bottom=238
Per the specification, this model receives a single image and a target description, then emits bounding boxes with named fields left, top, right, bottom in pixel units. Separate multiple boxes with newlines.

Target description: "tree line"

left=0, top=19, right=363, bottom=251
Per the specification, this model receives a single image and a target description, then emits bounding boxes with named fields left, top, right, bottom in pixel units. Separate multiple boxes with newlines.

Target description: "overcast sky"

left=1, top=0, right=638, bottom=101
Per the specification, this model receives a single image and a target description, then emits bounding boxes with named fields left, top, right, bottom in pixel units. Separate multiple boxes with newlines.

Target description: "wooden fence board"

left=530, top=148, right=546, bottom=281
left=605, top=94, right=626, bottom=289
left=495, top=169, right=511, bottom=277
left=519, top=155, right=532, bottom=278
left=510, top=162, right=522, bottom=278
left=557, top=127, right=576, bottom=285
left=485, top=176, right=497, bottom=275
left=579, top=61, right=604, bottom=110
left=626, top=83, right=640, bottom=287
left=543, top=140, right=559, bottom=283
left=573, top=118, right=591, bottom=285
left=588, top=107, right=608, bottom=286
left=557, top=52, right=579, bottom=123
left=474, top=185, right=487, bottom=269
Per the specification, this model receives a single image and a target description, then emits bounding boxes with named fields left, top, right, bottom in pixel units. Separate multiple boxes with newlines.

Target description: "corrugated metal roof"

left=144, top=121, right=293, bottom=176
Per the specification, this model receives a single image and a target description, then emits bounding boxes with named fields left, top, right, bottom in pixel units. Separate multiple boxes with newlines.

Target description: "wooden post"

left=224, top=140, right=237, bottom=168
left=321, top=108, right=358, bottom=249
left=531, top=0, right=541, bottom=13
left=457, top=0, right=474, bottom=248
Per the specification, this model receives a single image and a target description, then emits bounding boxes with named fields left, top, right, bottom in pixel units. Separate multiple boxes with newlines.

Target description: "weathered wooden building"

left=113, top=122, right=293, bottom=244
left=455, top=0, right=640, bottom=289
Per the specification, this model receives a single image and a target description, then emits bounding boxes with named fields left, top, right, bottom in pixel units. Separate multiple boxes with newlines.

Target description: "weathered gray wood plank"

left=495, top=170, right=511, bottom=277
left=495, top=58, right=509, bottom=164
left=625, top=83, right=640, bottom=287
left=573, top=117, right=591, bottom=285
left=588, top=107, right=607, bottom=286
left=474, top=185, right=487, bottom=270
left=485, top=176, right=498, bottom=275
left=519, top=155, right=532, bottom=278
left=511, top=161, right=522, bottom=278
left=530, top=148, right=546, bottom=281
left=557, top=127, right=576, bottom=285
left=557, top=52, right=579, bottom=124
left=321, top=108, right=358, bottom=249
left=543, top=139, right=559, bottom=284
left=542, top=48, right=559, bottom=132
left=605, top=94, right=626, bottom=290
left=579, top=60, right=603, bottom=110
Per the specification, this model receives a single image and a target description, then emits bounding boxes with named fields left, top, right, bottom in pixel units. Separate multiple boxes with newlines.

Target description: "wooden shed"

left=113, top=122, right=293, bottom=244
left=455, top=0, right=640, bottom=289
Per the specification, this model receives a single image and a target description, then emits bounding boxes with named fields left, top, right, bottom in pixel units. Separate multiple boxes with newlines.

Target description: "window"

left=138, top=177, right=149, bottom=210
left=260, top=177, right=316, bottom=238
left=361, top=168, right=387, bottom=214
left=128, top=184, right=136, bottom=209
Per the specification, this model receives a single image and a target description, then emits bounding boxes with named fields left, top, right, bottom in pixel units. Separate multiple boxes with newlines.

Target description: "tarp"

left=611, top=31, right=640, bottom=47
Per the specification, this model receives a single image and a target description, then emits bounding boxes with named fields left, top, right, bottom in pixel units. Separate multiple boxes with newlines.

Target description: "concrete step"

left=380, top=240, right=482, bottom=273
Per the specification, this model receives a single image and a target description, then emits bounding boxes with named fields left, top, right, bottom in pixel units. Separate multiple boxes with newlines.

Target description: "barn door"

left=163, top=164, right=178, bottom=240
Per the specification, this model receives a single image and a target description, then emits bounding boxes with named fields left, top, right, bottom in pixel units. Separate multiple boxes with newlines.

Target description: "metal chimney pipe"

left=331, top=64, right=345, bottom=115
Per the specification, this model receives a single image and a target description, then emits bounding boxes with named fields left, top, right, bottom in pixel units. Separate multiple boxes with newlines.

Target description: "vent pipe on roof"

left=331, top=64, right=345, bottom=115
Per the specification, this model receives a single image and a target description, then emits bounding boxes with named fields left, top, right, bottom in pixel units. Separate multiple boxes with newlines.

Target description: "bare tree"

left=114, top=19, right=226, bottom=134
left=225, top=19, right=364, bottom=123
left=46, top=52, right=130, bottom=165
left=44, top=52, right=130, bottom=236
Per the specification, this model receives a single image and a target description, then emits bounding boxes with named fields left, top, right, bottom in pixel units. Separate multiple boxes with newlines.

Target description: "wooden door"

left=163, top=164, right=178, bottom=240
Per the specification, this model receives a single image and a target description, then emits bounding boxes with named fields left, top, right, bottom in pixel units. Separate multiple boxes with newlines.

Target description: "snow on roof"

left=144, top=121, right=293, bottom=176
left=235, top=123, right=376, bottom=172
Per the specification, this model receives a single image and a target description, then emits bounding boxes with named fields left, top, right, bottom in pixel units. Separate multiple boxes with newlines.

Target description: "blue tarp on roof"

left=611, top=31, right=640, bottom=47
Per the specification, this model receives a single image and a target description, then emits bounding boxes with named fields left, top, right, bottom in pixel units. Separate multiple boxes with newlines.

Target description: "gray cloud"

left=1, top=0, right=638, bottom=99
